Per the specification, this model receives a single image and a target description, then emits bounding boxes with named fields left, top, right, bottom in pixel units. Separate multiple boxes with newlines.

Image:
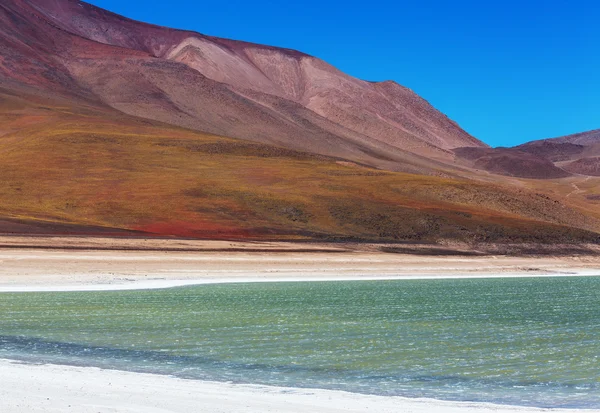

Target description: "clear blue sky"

left=87, top=0, right=598, bottom=147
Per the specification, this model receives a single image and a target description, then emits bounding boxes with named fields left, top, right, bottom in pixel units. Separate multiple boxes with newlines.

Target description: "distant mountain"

left=453, top=129, right=600, bottom=178
left=0, top=0, right=598, bottom=243
left=547, top=129, right=600, bottom=146
left=517, top=130, right=600, bottom=177
left=452, top=147, right=571, bottom=179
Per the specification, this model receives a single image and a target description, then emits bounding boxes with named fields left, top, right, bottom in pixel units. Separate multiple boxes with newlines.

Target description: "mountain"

left=453, top=129, right=600, bottom=179
left=0, top=0, right=486, bottom=176
left=549, top=129, right=600, bottom=146
left=0, top=0, right=599, bottom=245
left=516, top=130, right=600, bottom=177
left=452, top=147, right=571, bottom=179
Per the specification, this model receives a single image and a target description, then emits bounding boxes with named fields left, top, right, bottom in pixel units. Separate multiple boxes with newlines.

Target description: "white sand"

left=2, top=270, right=600, bottom=292
left=1, top=359, right=594, bottom=413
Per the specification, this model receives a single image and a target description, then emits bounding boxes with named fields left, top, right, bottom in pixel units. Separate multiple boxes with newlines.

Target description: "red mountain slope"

left=0, top=0, right=599, bottom=243
left=1, top=0, right=485, bottom=176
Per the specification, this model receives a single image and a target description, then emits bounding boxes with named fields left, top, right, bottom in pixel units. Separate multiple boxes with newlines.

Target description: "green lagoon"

left=1, top=276, right=599, bottom=408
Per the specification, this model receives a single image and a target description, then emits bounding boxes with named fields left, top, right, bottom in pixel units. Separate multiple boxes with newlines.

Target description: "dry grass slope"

left=0, top=95, right=598, bottom=244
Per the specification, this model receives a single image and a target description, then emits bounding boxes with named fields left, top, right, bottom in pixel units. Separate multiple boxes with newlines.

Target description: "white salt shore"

left=1, top=269, right=600, bottom=292
left=1, top=359, right=595, bottom=413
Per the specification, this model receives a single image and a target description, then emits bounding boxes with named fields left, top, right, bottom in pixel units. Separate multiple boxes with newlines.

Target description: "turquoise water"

left=1, top=277, right=599, bottom=408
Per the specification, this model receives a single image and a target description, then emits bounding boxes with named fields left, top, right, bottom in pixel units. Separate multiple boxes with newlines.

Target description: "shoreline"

left=1, top=270, right=600, bottom=292
left=0, top=242, right=598, bottom=292
left=0, top=359, right=596, bottom=413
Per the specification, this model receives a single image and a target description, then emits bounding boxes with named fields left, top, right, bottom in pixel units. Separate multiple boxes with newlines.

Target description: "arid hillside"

left=0, top=89, right=598, bottom=243
left=520, top=130, right=600, bottom=177
left=454, top=129, right=600, bottom=179
left=0, top=0, right=598, bottom=244
left=0, top=0, right=487, bottom=176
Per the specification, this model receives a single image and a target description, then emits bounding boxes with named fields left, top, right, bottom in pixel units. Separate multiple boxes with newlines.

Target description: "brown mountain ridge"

left=0, top=0, right=599, bottom=245
left=453, top=129, right=600, bottom=179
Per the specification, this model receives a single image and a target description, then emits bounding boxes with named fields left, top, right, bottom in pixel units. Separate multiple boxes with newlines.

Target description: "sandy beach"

left=0, top=236, right=599, bottom=292
left=1, top=236, right=599, bottom=412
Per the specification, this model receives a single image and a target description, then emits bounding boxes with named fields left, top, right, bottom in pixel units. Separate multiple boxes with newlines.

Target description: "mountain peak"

left=2, top=0, right=486, bottom=175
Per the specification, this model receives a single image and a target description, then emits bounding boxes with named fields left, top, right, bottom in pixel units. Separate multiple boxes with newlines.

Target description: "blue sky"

left=87, top=0, right=597, bottom=147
